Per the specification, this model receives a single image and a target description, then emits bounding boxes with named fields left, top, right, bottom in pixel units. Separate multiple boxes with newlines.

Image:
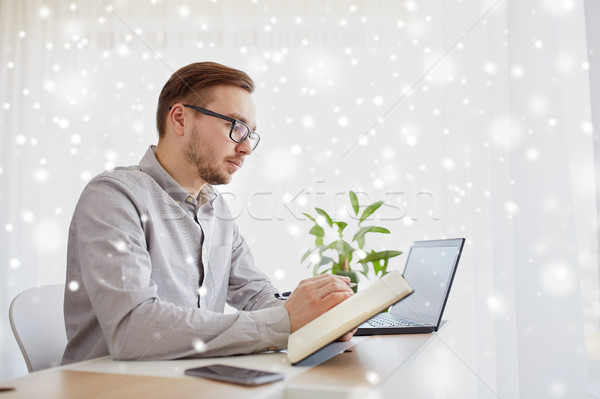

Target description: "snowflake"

left=192, top=339, right=206, bottom=352
left=9, top=258, right=21, bottom=269
left=68, top=281, right=80, bottom=292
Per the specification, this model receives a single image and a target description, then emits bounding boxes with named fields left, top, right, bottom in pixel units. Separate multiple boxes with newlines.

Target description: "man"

left=62, top=62, right=354, bottom=364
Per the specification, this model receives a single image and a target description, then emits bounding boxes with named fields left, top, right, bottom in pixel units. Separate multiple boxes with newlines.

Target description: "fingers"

left=319, top=291, right=353, bottom=312
left=315, top=279, right=354, bottom=300
left=296, top=274, right=352, bottom=298
left=337, top=328, right=358, bottom=342
left=283, top=274, right=355, bottom=333
left=298, top=274, right=350, bottom=290
left=338, top=332, right=352, bottom=342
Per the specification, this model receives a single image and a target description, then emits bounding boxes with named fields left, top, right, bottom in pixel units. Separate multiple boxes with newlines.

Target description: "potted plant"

left=301, top=191, right=403, bottom=291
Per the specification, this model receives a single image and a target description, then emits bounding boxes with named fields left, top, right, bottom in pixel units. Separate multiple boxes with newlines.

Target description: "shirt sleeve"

left=66, top=175, right=290, bottom=362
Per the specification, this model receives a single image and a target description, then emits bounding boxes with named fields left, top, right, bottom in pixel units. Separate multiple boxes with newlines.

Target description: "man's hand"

left=337, top=328, right=357, bottom=342
left=283, top=274, right=354, bottom=333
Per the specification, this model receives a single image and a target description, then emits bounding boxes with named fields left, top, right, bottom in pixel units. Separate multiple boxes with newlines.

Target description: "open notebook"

left=287, top=270, right=413, bottom=365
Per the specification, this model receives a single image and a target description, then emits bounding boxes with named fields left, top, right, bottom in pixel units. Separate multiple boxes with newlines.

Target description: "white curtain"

left=1, top=1, right=597, bottom=396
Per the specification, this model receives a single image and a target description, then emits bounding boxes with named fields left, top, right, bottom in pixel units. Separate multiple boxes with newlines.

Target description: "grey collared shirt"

left=62, top=146, right=290, bottom=365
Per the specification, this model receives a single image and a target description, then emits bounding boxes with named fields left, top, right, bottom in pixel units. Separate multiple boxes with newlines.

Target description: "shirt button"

left=203, top=247, right=207, bottom=255
left=186, top=196, right=194, bottom=203
left=176, top=200, right=181, bottom=205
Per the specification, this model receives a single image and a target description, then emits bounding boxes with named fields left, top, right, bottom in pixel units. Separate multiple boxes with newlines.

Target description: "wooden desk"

left=0, top=334, right=437, bottom=399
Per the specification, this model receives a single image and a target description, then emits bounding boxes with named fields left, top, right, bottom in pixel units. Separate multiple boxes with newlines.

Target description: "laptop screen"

left=390, top=239, right=463, bottom=327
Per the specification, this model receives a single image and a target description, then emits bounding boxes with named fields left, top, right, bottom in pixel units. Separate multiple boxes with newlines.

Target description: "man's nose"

left=236, top=138, right=252, bottom=155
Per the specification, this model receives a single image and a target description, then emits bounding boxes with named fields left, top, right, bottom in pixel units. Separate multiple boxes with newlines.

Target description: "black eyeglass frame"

left=170, top=104, right=260, bottom=150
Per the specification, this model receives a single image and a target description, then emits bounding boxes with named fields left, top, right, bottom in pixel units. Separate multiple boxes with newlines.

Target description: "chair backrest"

left=9, top=284, right=67, bottom=372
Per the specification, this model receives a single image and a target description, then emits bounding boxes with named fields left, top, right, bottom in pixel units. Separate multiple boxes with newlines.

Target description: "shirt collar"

left=139, top=145, right=217, bottom=207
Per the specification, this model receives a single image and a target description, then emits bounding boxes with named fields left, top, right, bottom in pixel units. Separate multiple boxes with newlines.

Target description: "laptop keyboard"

left=367, top=313, right=420, bottom=327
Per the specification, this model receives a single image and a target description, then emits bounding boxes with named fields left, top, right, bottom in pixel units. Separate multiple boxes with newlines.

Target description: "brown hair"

left=156, top=62, right=255, bottom=137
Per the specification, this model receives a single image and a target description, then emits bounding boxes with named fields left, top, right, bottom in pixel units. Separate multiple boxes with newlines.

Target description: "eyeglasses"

left=176, top=104, right=260, bottom=151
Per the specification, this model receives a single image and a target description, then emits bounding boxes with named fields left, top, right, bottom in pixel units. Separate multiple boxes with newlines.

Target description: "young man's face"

left=183, top=85, right=257, bottom=185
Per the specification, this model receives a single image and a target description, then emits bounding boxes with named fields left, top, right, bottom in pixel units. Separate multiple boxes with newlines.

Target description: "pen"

left=274, top=282, right=357, bottom=300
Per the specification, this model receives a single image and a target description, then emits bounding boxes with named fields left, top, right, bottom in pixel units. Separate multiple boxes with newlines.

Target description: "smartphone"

left=184, top=364, right=284, bottom=386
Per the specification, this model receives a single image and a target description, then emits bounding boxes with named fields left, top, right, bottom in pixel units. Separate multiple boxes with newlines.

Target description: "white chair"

left=9, top=284, right=67, bottom=372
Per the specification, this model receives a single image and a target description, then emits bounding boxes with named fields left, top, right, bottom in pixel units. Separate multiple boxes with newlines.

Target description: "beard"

left=184, top=129, right=232, bottom=186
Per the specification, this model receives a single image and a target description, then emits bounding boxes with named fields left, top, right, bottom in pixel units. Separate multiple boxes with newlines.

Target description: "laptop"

left=355, top=238, right=465, bottom=335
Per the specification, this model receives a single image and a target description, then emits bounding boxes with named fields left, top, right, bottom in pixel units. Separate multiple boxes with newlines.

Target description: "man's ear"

left=168, top=104, right=186, bottom=137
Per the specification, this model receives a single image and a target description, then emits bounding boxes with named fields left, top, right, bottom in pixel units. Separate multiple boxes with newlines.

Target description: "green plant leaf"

left=302, top=212, right=317, bottom=224
left=301, top=248, right=315, bottom=263
left=311, top=256, right=334, bottom=275
left=317, top=245, right=329, bottom=255
left=312, top=262, right=323, bottom=275
left=349, top=191, right=359, bottom=216
left=327, top=239, right=355, bottom=258
left=371, top=258, right=392, bottom=277
left=357, top=250, right=403, bottom=263
left=357, top=236, right=365, bottom=249
left=315, top=208, right=333, bottom=227
left=372, top=258, right=383, bottom=275
left=360, top=261, right=369, bottom=276
left=379, top=259, right=390, bottom=277
left=352, top=226, right=390, bottom=243
left=312, top=263, right=328, bottom=275
left=308, top=227, right=325, bottom=247
left=318, top=256, right=334, bottom=266
left=334, top=221, right=348, bottom=236
left=308, top=225, right=324, bottom=237
left=359, top=201, right=384, bottom=224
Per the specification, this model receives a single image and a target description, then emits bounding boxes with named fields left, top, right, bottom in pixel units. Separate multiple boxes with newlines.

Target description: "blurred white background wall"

left=1, top=1, right=598, bottom=397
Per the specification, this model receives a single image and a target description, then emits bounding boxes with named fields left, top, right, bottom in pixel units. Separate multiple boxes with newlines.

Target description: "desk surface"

left=0, top=332, right=480, bottom=399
